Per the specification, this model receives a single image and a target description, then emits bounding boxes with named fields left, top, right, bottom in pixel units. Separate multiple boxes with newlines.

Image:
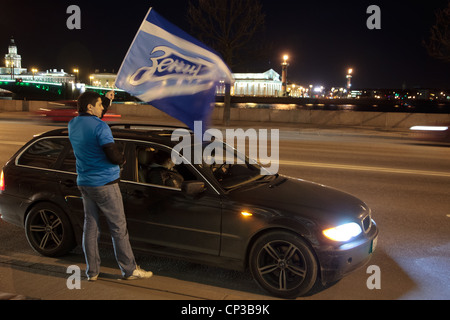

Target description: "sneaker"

left=124, top=266, right=153, bottom=280
left=87, top=274, right=99, bottom=281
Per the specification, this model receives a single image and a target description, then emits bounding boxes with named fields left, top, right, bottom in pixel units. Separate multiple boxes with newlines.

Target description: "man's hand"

left=105, top=90, right=115, bottom=101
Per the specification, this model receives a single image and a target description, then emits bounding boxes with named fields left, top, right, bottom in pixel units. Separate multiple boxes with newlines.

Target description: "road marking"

left=277, top=160, right=450, bottom=178
left=0, top=143, right=448, bottom=178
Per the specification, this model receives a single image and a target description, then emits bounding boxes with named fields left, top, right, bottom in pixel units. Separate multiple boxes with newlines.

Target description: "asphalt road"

left=0, top=120, right=449, bottom=301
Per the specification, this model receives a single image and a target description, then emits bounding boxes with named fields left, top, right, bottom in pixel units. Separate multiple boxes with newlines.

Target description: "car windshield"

left=199, top=141, right=276, bottom=191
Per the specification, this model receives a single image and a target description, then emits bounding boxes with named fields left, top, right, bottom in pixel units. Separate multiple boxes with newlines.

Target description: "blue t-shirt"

left=68, top=114, right=120, bottom=187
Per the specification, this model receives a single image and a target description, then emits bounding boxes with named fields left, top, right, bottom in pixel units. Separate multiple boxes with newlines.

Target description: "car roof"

left=37, top=123, right=193, bottom=148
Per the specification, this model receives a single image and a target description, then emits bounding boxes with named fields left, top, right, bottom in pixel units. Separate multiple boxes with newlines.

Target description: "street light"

left=282, top=55, right=289, bottom=97
left=346, top=68, right=353, bottom=90
left=73, top=68, right=79, bottom=83
left=31, top=68, right=38, bottom=81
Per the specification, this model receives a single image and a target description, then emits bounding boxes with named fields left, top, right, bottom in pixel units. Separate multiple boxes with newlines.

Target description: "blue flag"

left=115, top=8, right=234, bottom=131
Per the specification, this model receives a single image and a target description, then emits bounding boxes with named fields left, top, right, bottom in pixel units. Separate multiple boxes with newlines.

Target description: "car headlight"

left=323, top=222, right=362, bottom=242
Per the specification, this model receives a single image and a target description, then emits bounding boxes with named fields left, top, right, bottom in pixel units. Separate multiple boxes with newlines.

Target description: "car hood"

left=227, top=175, right=368, bottom=223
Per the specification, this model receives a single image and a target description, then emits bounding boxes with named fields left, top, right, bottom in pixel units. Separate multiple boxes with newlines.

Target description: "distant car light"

left=323, top=222, right=362, bottom=242
left=410, top=126, right=449, bottom=132
left=241, top=211, right=253, bottom=217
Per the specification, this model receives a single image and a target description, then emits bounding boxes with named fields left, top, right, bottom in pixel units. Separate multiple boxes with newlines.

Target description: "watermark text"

left=171, top=121, right=279, bottom=175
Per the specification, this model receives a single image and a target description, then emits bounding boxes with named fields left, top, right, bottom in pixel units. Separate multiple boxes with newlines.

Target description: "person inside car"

left=147, top=151, right=184, bottom=188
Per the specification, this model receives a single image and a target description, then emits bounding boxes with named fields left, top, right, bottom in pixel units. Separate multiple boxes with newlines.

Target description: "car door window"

left=17, top=138, right=66, bottom=169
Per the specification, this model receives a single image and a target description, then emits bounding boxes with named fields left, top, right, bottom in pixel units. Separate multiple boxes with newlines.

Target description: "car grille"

left=362, top=213, right=372, bottom=233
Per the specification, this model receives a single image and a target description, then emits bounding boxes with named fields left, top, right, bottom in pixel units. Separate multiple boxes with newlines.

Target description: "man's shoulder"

left=69, top=115, right=106, bottom=127
left=95, top=118, right=111, bottom=132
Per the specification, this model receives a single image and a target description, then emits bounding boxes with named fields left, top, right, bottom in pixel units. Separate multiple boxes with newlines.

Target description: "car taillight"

left=0, top=170, right=5, bottom=192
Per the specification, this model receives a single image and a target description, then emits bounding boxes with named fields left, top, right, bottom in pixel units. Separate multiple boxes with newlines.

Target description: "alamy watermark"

left=66, top=265, right=81, bottom=290
left=66, top=5, right=81, bottom=30
left=366, top=265, right=381, bottom=290
left=367, top=5, right=381, bottom=30
left=171, top=121, right=280, bottom=176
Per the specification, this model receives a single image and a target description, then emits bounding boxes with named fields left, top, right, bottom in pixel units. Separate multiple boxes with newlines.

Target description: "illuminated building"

left=32, top=69, right=74, bottom=83
left=89, top=72, right=117, bottom=88
left=229, top=69, right=282, bottom=97
left=0, top=38, right=27, bottom=77
left=0, top=68, right=74, bottom=83
left=0, top=39, right=74, bottom=83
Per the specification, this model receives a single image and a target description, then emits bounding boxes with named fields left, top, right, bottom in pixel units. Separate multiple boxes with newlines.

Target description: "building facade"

left=31, top=69, right=74, bottom=83
left=89, top=72, right=117, bottom=88
left=231, top=69, right=282, bottom=97
left=0, top=38, right=27, bottom=76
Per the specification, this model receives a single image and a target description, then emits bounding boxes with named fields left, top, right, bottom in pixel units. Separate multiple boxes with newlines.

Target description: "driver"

left=147, top=151, right=184, bottom=188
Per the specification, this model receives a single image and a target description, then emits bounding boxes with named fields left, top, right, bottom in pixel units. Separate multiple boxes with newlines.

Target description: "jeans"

left=79, top=183, right=136, bottom=278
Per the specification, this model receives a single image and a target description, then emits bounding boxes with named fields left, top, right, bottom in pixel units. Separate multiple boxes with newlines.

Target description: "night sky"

left=1, top=0, right=449, bottom=89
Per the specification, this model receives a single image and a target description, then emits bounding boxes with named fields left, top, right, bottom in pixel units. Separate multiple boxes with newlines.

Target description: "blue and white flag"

left=115, top=8, right=234, bottom=131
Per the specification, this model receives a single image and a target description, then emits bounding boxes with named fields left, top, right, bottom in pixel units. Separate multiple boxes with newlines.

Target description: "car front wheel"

left=249, top=231, right=318, bottom=298
left=25, top=203, right=76, bottom=257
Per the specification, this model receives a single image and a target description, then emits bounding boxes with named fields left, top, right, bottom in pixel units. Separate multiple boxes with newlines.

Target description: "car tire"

left=25, top=202, right=76, bottom=257
left=249, top=231, right=318, bottom=299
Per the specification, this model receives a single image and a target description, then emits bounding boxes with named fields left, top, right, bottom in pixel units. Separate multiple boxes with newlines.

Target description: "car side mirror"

left=182, top=181, right=206, bottom=196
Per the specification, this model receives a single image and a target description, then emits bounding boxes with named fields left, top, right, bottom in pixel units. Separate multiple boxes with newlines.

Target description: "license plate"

left=370, top=236, right=378, bottom=254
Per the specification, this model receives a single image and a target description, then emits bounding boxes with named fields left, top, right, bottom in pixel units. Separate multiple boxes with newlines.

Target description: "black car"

left=0, top=124, right=378, bottom=298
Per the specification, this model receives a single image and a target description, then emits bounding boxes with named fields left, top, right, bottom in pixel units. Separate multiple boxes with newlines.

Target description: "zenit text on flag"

left=129, top=46, right=215, bottom=86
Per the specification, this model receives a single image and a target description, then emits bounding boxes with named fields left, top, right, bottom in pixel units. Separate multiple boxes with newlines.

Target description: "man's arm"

left=101, top=91, right=115, bottom=119
left=102, top=143, right=125, bottom=166
left=101, top=97, right=111, bottom=119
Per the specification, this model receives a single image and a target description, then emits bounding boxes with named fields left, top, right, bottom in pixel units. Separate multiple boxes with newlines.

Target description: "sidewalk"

left=0, top=252, right=271, bottom=300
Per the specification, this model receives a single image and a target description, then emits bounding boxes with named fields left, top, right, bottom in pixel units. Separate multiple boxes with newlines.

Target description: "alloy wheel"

left=25, top=203, right=75, bottom=257
left=256, top=240, right=307, bottom=291
left=249, top=231, right=318, bottom=298
left=28, top=209, right=64, bottom=251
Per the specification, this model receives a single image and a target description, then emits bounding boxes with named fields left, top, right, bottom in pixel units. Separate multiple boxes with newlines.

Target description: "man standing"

left=69, top=91, right=152, bottom=281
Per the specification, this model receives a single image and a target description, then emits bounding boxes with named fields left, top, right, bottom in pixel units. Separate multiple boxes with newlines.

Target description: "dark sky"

left=1, top=0, right=449, bottom=89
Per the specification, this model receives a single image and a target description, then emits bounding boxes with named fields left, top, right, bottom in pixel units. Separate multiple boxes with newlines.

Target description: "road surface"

left=0, top=120, right=449, bottom=301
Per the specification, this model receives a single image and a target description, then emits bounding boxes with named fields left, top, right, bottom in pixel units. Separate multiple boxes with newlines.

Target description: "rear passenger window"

left=18, top=138, right=66, bottom=169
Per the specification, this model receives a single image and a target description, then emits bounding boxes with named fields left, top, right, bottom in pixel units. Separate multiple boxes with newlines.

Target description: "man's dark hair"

left=154, top=151, right=171, bottom=165
left=77, top=91, right=101, bottom=113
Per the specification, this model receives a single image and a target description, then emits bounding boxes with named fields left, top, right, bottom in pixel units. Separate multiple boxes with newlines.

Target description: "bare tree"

left=187, top=0, right=266, bottom=125
left=424, top=1, right=450, bottom=63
